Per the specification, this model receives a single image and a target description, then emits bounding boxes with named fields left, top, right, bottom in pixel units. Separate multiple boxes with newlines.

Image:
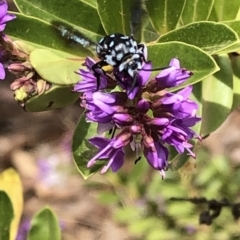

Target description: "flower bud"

left=113, top=113, right=134, bottom=126
left=137, top=99, right=150, bottom=113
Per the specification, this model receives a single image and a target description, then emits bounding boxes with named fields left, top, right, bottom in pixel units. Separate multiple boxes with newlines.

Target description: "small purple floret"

left=0, top=62, right=5, bottom=79
left=155, top=58, right=192, bottom=89
left=0, top=1, right=16, bottom=32
left=88, top=136, right=125, bottom=174
left=143, top=136, right=168, bottom=178
left=74, top=57, right=108, bottom=92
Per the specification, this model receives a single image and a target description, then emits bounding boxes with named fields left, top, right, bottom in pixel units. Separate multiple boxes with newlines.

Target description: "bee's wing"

left=130, top=0, right=147, bottom=41
left=51, top=20, right=97, bottom=51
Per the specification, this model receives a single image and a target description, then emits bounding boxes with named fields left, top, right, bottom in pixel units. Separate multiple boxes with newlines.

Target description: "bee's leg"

left=129, top=71, right=138, bottom=93
left=137, top=43, right=149, bottom=63
left=91, top=61, right=108, bottom=90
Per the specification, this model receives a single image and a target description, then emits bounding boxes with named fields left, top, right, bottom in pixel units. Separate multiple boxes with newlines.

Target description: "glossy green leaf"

left=214, top=42, right=240, bottom=55
left=145, top=0, right=186, bottom=34
left=13, top=0, right=105, bottom=40
left=24, top=85, right=79, bottom=112
left=216, top=20, right=240, bottom=53
left=208, top=0, right=240, bottom=21
left=96, top=0, right=132, bottom=35
left=147, top=42, right=219, bottom=89
left=72, top=114, right=105, bottom=179
left=30, top=49, right=83, bottom=85
left=142, top=20, right=160, bottom=43
left=5, top=13, right=92, bottom=57
left=223, top=20, right=240, bottom=37
left=181, top=0, right=214, bottom=24
left=0, top=191, right=13, bottom=240
left=158, top=21, right=239, bottom=54
left=200, top=55, right=233, bottom=136
left=27, top=207, right=61, bottom=240
left=82, top=0, right=97, bottom=7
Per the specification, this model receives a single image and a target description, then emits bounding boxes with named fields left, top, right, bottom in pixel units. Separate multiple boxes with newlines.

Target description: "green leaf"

left=237, top=8, right=240, bottom=20
left=181, top=0, right=214, bottom=24
left=0, top=191, right=14, bottom=240
left=72, top=114, right=105, bottom=179
left=200, top=55, right=233, bottom=136
left=145, top=0, right=186, bottom=34
left=30, top=49, right=83, bottom=85
left=24, top=85, right=79, bottom=112
left=232, top=74, right=240, bottom=110
left=215, top=42, right=240, bottom=55
left=0, top=169, right=23, bottom=240
left=216, top=20, right=240, bottom=53
left=223, top=20, right=240, bottom=38
left=142, top=20, right=160, bottom=43
left=13, top=0, right=105, bottom=40
left=5, top=13, right=92, bottom=57
left=208, top=0, right=240, bottom=21
left=82, top=0, right=97, bottom=8
left=147, top=42, right=219, bottom=89
left=170, top=152, right=191, bottom=171
left=157, top=21, right=239, bottom=54
left=96, top=0, right=132, bottom=35
left=27, top=207, right=61, bottom=240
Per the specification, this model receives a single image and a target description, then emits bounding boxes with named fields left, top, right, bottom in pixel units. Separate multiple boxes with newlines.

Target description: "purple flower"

left=137, top=99, right=150, bottom=113
left=143, top=135, right=168, bottom=178
left=153, top=86, right=198, bottom=119
left=16, top=219, right=30, bottom=240
left=161, top=118, right=200, bottom=157
left=82, top=91, right=127, bottom=123
left=0, top=62, right=5, bottom=79
left=155, top=58, right=192, bottom=89
left=88, top=135, right=130, bottom=174
left=74, top=57, right=107, bottom=92
left=112, top=112, right=134, bottom=127
left=75, top=54, right=201, bottom=178
left=0, top=1, right=16, bottom=32
left=115, top=62, right=152, bottom=99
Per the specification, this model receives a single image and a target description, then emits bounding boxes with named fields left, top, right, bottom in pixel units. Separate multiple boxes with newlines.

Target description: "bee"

left=93, top=33, right=148, bottom=90
left=52, top=1, right=166, bottom=92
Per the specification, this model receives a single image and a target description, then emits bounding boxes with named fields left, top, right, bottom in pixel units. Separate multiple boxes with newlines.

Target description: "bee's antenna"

left=141, top=66, right=170, bottom=72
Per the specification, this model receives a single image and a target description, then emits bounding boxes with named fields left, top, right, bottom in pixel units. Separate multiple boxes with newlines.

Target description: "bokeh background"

left=2, top=1, right=240, bottom=240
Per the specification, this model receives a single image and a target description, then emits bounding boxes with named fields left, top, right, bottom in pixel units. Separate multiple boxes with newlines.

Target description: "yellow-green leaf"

left=30, top=49, right=83, bottom=85
left=0, top=169, right=23, bottom=240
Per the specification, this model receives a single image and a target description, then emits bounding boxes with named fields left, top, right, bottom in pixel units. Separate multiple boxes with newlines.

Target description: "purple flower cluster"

left=74, top=56, right=201, bottom=178
left=0, top=0, right=16, bottom=79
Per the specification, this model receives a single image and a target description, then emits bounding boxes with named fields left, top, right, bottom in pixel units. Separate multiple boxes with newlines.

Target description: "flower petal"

left=0, top=63, right=5, bottom=79
left=0, top=1, right=7, bottom=20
